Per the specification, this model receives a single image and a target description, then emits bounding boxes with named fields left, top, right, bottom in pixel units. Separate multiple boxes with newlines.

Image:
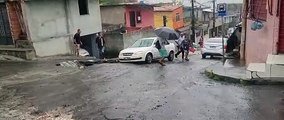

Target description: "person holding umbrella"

left=156, top=38, right=168, bottom=66
left=154, top=27, right=180, bottom=66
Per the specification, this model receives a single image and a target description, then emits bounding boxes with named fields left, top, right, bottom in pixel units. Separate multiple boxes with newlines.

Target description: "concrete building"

left=100, top=3, right=156, bottom=58
left=0, top=0, right=102, bottom=58
left=183, top=6, right=205, bottom=26
left=100, top=3, right=154, bottom=32
left=244, top=0, right=283, bottom=64
left=244, top=0, right=284, bottom=79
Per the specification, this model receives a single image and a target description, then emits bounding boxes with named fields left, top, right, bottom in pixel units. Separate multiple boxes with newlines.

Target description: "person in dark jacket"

left=73, top=29, right=82, bottom=56
left=182, top=38, right=191, bottom=61
left=96, top=32, right=106, bottom=59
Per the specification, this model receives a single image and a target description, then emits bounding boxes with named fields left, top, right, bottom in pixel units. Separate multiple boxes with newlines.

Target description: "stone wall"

left=104, top=31, right=124, bottom=58
left=104, top=28, right=155, bottom=58
left=123, top=28, right=155, bottom=48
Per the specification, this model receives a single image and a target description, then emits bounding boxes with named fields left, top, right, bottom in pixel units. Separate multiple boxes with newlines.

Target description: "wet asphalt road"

left=1, top=55, right=284, bottom=120
left=73, top=56, right=284, bottom=120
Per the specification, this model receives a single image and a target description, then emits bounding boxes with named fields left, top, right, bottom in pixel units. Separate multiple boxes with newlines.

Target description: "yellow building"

left=154, top=12, right=174, bottom=28
left=154, top=5, right=184, bottom=30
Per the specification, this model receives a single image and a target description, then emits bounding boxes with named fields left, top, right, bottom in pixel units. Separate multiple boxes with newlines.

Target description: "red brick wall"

left=6, top=2, right=22, bottom=41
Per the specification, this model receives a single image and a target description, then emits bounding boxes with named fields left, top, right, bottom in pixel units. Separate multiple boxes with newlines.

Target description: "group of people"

left=175, top=33, right=193, bottom=61
left=156, top=32, right=194, bottom=66
left=74, top=29, right=193, bottom=66
left=73, top=29, right=105, bottom=59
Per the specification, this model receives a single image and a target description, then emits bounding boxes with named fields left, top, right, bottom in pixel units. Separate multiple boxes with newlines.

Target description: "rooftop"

left=100, top=2, right=152, bottom=7
left=154, top=5, right=182, bottom=12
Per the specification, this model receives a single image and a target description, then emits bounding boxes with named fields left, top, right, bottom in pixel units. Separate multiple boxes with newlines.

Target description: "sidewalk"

left=205, top=59, right=284, bottom=85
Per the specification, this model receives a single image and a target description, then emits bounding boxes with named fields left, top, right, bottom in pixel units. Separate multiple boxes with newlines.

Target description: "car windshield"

left=131, top=38, right=154, bottom=48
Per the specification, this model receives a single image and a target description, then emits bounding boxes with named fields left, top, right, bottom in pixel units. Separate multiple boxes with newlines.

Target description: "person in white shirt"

left=175, top=33, right=186, bottom=60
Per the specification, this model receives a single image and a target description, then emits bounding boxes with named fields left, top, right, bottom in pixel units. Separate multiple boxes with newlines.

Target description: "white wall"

left=24, top=0, right=102, bottom=57
left=68, top=0, right=102, bottom=36
left=24, top=0, right=70, bottom=56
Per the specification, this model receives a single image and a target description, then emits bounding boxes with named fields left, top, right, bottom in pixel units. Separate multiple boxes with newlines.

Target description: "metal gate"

left=0, top=3, right=13, bottom=45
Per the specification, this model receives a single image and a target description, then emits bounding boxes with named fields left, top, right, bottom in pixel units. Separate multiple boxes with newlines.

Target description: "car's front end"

left=119, top=50, right=146, bottom=62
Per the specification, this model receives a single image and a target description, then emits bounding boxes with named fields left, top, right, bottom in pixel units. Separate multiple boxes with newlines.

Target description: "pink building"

left=244, top=0, right=284, bottom=64
left=125, top=4, right=154, bottom=29
left=100, top=3, right=154, bottom=32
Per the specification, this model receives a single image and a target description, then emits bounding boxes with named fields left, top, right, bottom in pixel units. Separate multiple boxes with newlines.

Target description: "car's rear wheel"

left=168, top=51, right=174, bottom=61
left=202, top=54, right=206, bottom=59
left=145, top=53, right=153, bottom=64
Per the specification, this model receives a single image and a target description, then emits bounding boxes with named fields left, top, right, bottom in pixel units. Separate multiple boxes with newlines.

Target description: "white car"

left=119, top=37, right=176, bottom=63
left=79, top=48, right=90, bottom=57
left=201, top=37, right=228, bottom=59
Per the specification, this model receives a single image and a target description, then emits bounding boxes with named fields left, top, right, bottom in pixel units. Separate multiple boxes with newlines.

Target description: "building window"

left=78, top=0, right=89, bottom=15
left=176, top=13, right=180, bottom=21
left=136, top=11, right=141, bottom=23
left=249, top=0, right=267, bottom=21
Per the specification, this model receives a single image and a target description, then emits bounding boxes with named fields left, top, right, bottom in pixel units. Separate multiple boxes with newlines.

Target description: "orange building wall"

left=172, top=7, right=184, bottom=30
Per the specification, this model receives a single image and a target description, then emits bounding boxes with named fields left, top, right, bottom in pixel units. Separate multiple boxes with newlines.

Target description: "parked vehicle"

left=79, top=48, right=90, bottom=57
left=201, top=37, right=228, bottom=59
left=119, top=37, right=176, bottom=63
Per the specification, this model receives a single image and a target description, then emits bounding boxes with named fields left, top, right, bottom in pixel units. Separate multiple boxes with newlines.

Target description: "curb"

left=204, top=69, right=284, bottom=85
left=78, top=58, right=120, bottom=65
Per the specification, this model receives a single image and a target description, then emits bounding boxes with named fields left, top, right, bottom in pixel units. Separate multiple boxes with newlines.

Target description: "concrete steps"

left=246, top=54, right=284, bottom=81
left=0, top=47, right=35, bottom=60
left=0, top=40, right=36, bottom=60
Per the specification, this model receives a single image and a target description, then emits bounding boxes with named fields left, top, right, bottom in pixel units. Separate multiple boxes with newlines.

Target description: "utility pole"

left=240, top=0, right=247, bottom=60
left=212, top=0, right=216, bottom=37
left=191, top=0, right=196, bottom=42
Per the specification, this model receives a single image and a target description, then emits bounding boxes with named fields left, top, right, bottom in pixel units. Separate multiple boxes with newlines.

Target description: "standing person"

left=96, top=32, right=105, bottom=59
left=175, top=33, right=185, bottom=60
left=183, top=38, right=191, bottom=61
left=156, top=38, right=168, bottom=66
left=73, top=29, right=82, bottom=56
left=199, top=35, right=204, bottom=48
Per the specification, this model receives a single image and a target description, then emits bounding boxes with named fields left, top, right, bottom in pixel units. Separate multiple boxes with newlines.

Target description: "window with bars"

left=176, top=13, right=180, bottom=21
left=249, top=0, right=267, bottom=21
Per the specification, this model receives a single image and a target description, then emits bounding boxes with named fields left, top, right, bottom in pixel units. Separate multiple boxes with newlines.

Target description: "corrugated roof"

left=154, top=5, right=182, bottom=12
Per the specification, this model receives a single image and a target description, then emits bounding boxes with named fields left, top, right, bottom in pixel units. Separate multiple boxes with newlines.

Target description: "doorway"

left=163, top=16, right=167, bottom=27
left=0, top=3, right=13, bottom=45
left=278, top=1, right=284, bottom=53
left=129, top=11, right=136, bottom=27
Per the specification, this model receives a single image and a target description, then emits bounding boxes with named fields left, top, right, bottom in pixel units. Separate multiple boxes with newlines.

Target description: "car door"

left=152, top=39, right=160, bottom=59
left=164, top=40, right=171, bottom=55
